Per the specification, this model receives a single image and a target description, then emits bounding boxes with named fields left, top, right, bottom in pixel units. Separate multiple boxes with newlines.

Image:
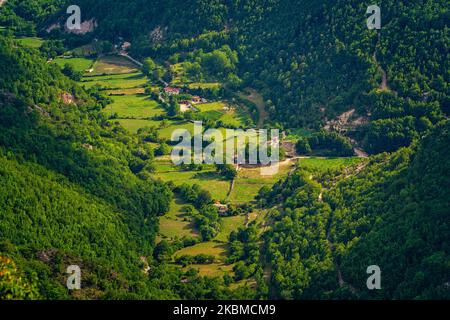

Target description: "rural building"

left=121, top=41, right=131, bottom=51
left=213, top=202, right=228, bottom=215
left=191, top=96, right=206, bottom=104
left=179, top=100, right=193, bottom=112
left=164, top=87, right=181, bottom=95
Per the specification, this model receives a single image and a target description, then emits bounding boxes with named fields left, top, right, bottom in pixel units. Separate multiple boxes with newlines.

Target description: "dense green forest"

left=0, top=34, right=251, bottom=299
left=2, top=0, right=447, bottom=153
left=0, top=0, right=448, bottom=300
left=258, top=121, right=449, bottom=299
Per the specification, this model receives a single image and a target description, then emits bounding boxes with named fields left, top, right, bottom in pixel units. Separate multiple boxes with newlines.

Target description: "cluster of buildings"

left=163, top=87, right=207, bottom=112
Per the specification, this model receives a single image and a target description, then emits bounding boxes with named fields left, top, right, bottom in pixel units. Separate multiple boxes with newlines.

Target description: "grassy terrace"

left=229, top=162, right=295, bottom=204
left=103, top=94, right=163, bottom=118
left=53, top=57, right=94, bottom=72
left=15, top=37, right=43, bottom=48
left=154, top=157, right=231, bottom=201
left=81, top=72, right=148, bottom=89
left=92, top=55, right=138, bottom=75
left=158, top=198, right=199, bottom=241
left=55, top=53, right=356, bottom=280
left=298, top=157, right=363, bottom=171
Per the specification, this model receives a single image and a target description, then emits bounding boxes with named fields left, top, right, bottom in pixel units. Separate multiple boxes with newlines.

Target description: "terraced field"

left=53, top=57, right=94, bottom=72
left=229, top=162, right=295, bottom=204
left=81, top=72, right=148, bottom=89
left=15, top=37, right=43, bottom=48
left=103, top=94, right=163, bottom=118
left=158, top=198, right=199, bottom=241
left=154, top=157, right=231, bottom=201
left=92, top=55, right=138, bottom=75
left=58, top=54, right=296, bottom=279
left=297, top=157, right=363, bottom=171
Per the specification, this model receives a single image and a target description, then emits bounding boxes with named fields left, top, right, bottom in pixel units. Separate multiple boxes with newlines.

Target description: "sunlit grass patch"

left=158, top=198, right=199, bottom=240
left=298, top=157, right=363, bottom=171
left=113, top=119, right=159, bottom=133
left=102, top=94, right=163, bottom=118
left=175, top=241, right=228, bottom=261
left=107, top=88, right=146, bottom=95
left=53, top=57, right=94, bottom=72
left=188, top=82, right=221, bottom=89
left=16, top=37, right=43, bottom=48
left=215, top=215, right=247, bottom=242
left=92, top=55, right=138, bottom=75
left=81, top=72, right=147, bottom=89
left=182, top=263, right=234, bottom=278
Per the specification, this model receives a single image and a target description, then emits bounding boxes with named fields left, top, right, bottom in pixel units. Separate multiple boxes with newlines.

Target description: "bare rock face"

left=150, top=26, right=167, bottom=43
left=46, top=18, right=97, bottom=35
left=64, top=19, right=97, bottom=35
left=46, top=23, right=61, bottom=33
left=324, top=108, right=369, bottom=134
left=60, top=92, right=76, bottom=105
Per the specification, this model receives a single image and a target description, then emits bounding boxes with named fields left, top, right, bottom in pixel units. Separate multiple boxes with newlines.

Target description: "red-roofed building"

left=164, top=87, right=181, bottom=95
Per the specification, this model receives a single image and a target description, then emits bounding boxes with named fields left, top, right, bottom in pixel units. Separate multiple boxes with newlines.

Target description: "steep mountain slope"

left=0, top=1, right=448, bottom=300
left=0, top=34, right=174, bottom=298
left=260, top=121, right=450, bottom=299
left=1, top=1, right=448, bottom=153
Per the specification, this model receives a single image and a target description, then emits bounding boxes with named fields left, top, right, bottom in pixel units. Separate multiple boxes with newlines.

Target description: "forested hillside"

left=2, top=0, right=446, bottom=153
left=258, top=121, right=450, bottom=299
left=0, top=0, right=448, bottom=300
left=0, top=34, right=175, bottom=298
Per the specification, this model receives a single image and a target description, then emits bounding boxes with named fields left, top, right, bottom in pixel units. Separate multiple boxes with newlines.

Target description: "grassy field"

left=113, top=119, right=160, bottom=133
left=112, top=119, right=195, bottom=141
left=158, top=121, right=195, bottom=140
left=229, top=161, right=295, bottom=203
left=155, top=162, right=231, bottom=201
left=174, top=241, right=228, bottom=261
left=16, top=37, right=43, bottom=48
left=188, top=82, right=221, bottom=89
left=158, top=198, right=199, bottom=241
left=107, top=88, right=146, bottom=95
left=298, top=157, right=363, bottom=171
left=215, top=215, right=247, bottom=242
left=197, top=102, right=226, bottom=112
left=81, top=72, right=148, bottom=89
left=182, top=263, right=234, bottom=278
left=53, top=57, right=94, bottom=72
left=102, top=94, right=163, bottom=119
left=197, top=102, right=250, bottom=128
left=92, top=55, right=138, bottom=75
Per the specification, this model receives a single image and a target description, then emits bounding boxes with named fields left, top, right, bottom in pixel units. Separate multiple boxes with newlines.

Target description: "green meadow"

left=92, top=55, right=138, bottom=75
left=174, top=241, right=228, bottom=261
left=188, top=82, right=221, bottom=89
left=53, top=57, right=94, bottom=72
left=102, top=94, right=163, bottom=119
left=298, top=157, right=363, bottom=171
left=15, top=37, right=43, bottom=48
left=215, top=215, right=247, bottom=242
left=81, top=72, right=148, bottom=89
left=228, top=161, right=295, bottom=204
left=158, top=198, right=199, bottom=241
left=155, top=159, right=231, bottom=201
left=64, top=53, right=294, bottom=279
left=197, top=102, right=250, bottom=128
